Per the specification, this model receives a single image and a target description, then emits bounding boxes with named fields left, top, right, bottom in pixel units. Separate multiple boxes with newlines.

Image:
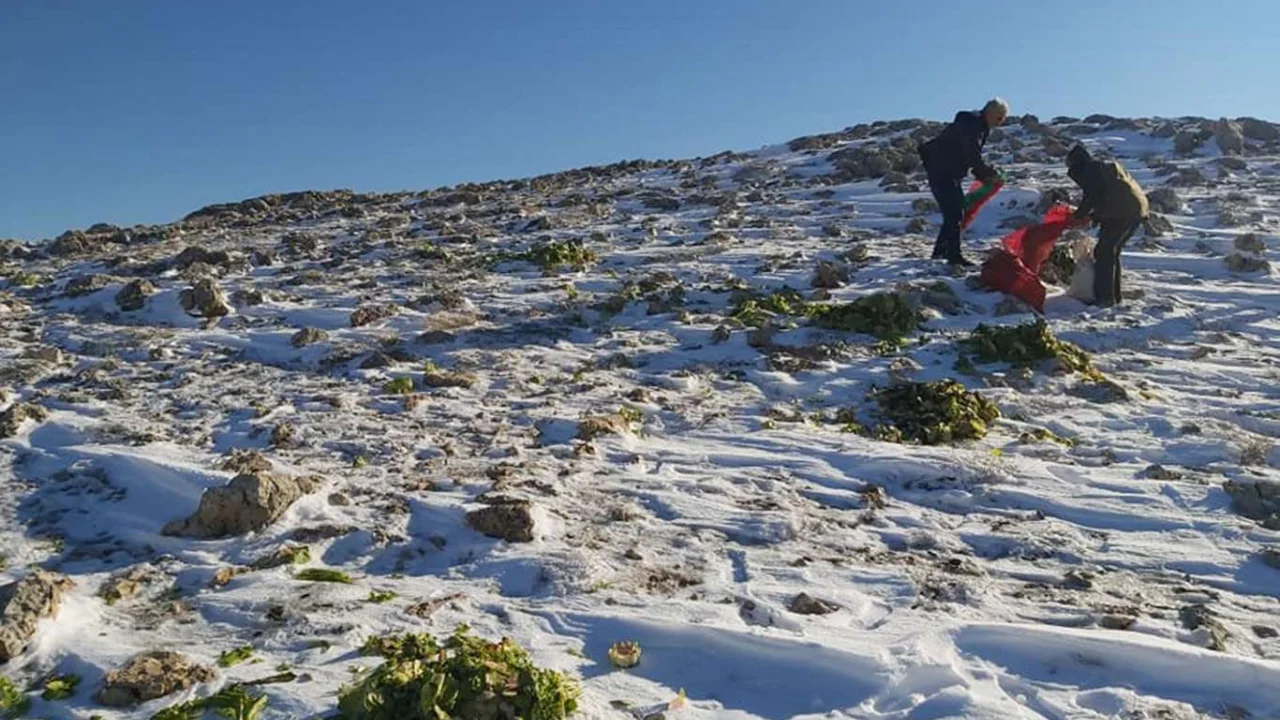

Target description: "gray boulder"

left=97, top=650, right=215, bottom=706
left=162, top=471, right=319, bottom=539
left=0, top=570, right=73, bottom=661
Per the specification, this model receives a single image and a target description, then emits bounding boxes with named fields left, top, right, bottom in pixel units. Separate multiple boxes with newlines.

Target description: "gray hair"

left=984, top=97, right=1011, bottom=116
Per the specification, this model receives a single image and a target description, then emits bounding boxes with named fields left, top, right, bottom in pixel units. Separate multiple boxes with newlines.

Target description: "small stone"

left=64, top=273, right=114, bottom=297
left=291, top=327, right=329, bottom=347
left=1253, top=625, right=1278, bottom=639
left=1142, top=464, right=1183, bottom=481
left=1098, top=614, right=1135, bottom=630
left=97, top=650, right=215, bottom=707
left=0, top=570, right=74, bottom=661
left=788, top=593, right=840, bottom=615
left=465, top=499, right=539, bottom=543
left=350, top=303, right=398, bottom=328
left=911, top=197, right=939, bottom=214
left=1224, top=252, right=1270, bottom=274
left=115, top=279, right=156, bottom=311
left=219, top=450, right=273, bottom=475
left=1179, top=604, right=1230, bottom=651
left=1258, top=547, right=1280, bottom=570
left=711, top=325, right=732, bottom=344
left=0, top=403, right=49, bottom=439
left=577, top=415, right=631, bottom=440
left=270, top=423, right=297, bottom=448
left=811, top=260, right=849, bottom=289
left=249, top=545, right=311, bottom=570
left=423, top=369, right=477, bottom=389
left=210, top=567, right=247, bottom=588
left=99, top=565, right=165, bottom=605
left=1147, top=187, right=1183, bottom=214
left=328, top=492, right=351, bottom=507
left=905, top=217, right=928, bottom=234
left=1234, top=233, right=1267, bottom=254
left=417, top=330, right=457, bottom=345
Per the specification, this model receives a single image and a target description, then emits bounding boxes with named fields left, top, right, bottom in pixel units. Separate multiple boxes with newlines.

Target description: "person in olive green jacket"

left=1066, top=144, right=1150, bottom=307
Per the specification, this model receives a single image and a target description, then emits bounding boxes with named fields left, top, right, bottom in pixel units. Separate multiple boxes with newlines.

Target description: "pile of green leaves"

left=812, top=292, right=921, bottom=342
left=728, top=289, right=817, bottom=328
left=340, top=626, right=581, bottom=720
left=0, top=677, right=29, bottom=718
left=1039, top=244, right=1076, bottom=286
left=150, top=685, right=268, bottom=720
left=872, top=380, right=1000, bottom=445
left=958, top=320, right=1094, bottom=375
left=525, top=240, right=598, bottom=272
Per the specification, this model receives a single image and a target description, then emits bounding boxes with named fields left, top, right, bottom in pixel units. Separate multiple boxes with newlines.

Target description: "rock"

left=162, top=471, right=318, bottom=539
left=291, top=327, right=329, bottom=347
left=115, top=279, right=156, bottom=311
left=711, top=325, right=732, bottom=344
left=1219, top=156, right=1248, bottom=172
left=350, top=303, right=397, bottom=327
left=231, top=288, right=265, bottom=307
left=1035, top=187, right=1074, bottom=215
left=250, top=248, right=278, bottom=266
left=64, top=273, right=114, bottom=297
left=641, top=194, right=681, bottom=212
left=360, top=351, right=395, bottom=369
left=1234, top=233, right=1268, bottom=254
left=0, top=403, right=49, bottom=439
left=905, top=217, right=928, bottom=234
left=1223, top=479, right=1280, bottom=529
left=219, top=449, right=272, bottom=475
left=827, top=143, right=920, bottom=180
left=1254, top=625, right=1278, bottom=639
left=423, top=368, right=477, bottom=388
left=283, top=232, right=318, bottom=254
left=1224, top=252, right=1271, bottom=274
left=173, top=246, right=212, bottom=270
left=1098, top=614, right=1135, bottom=630
left=1214, top=118, right=1246, bottom=155
left=1070, top=379, right=1130, bottom=404
left=0, top=570, right=73, bottom=661
left=578, top=415, right=631, bottom=440
left=1239, top=117, right=1280, bottom=142
left=249, top=544, right=310, bottom=570
left=270, top=423, right=297, bottom=448
left=911, top=198, right=939, bottom=215
left=1174, top=128, right=1206, bottom=155
left=465, top=499, right=539, bottom=543
left=1172, top=166, right=1209, bottom=187
left=1147, top=187, right=1183, bottom=214
left=99, top=565, right=166, bottom=605
left=209, top=567, right=245, bottom=587
left=97, top=650, right=215, bottom=707
left=1142, top=464, right=1183, bottom=481
left=811, top=260, right=849, bottom=289
left=1143, top=213, right=1174, bottom=238
left=994, top=296, right=1035, bottom=316
left=788, top=593, right=840, bottom=615
left=1179, top=604, right=1229, bottom=651
left=179, top=278, right=231, bottom=318
left=417, top=330, right=458, bottom=345
left=1259, top=547, right=1280, bottom=570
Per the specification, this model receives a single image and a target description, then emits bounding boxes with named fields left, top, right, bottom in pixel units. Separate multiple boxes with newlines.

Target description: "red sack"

left=978, top=204, right=1073, bottom=313
left=1001, top=204, right=1073, bottom=274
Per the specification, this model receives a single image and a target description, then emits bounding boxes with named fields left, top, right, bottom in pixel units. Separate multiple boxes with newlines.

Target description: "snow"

left=1, top=116, right=1280, bottom=719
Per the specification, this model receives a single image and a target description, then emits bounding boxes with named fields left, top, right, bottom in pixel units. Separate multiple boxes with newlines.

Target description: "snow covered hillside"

left=2, top=113, right=1280, bottom=719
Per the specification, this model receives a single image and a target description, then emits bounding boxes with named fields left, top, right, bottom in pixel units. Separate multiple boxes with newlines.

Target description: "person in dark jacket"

left=1066, top=144, right=1149, bottom=307
left=919, top=98, right=1008, bottom=266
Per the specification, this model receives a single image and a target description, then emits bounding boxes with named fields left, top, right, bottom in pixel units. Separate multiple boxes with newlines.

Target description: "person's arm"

left=1072, top=165, right=1103, bottom=221
left=962, top=116, right=998, bottom=182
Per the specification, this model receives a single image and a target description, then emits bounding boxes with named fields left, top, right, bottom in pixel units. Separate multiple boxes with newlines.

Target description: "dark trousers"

left=926, top=171, right=965, bottom=261
left=1094, top=217, right=1142, bottom=306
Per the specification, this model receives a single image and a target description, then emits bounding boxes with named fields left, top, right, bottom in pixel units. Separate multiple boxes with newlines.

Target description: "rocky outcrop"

left=1214, top=118, right=1246, bottom=155
left=97, top=650, right=215, bottom=706
left=1224, top=479, right=1280, bottom=529
left=64, top=273, right=114, bottom=297
left=0, top=403, right=48, bottom=439
left=162, top=472, right=319, bottom=539
left=179, top=278, right=231, bottom=318
left=1147, top=187, right=1183, bottom=214
left=466, top=498, right=540, bottom=543
left=0, top=570, right=73, bottom=661
left=115, top=279, right=156, bottom=311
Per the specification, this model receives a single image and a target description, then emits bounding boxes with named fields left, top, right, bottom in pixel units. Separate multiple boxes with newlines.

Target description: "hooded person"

left=1066, top=144, right=1149, bottom=307
left=919, top=98, right=1008, bottom=266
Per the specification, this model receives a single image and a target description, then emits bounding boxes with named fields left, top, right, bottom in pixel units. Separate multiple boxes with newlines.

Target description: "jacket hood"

left=1067, top=144, right=1093, bottom=168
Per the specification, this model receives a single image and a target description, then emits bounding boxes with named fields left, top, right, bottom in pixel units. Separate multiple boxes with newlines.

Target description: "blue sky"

left=3, top=0, right=1277, bottom=240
